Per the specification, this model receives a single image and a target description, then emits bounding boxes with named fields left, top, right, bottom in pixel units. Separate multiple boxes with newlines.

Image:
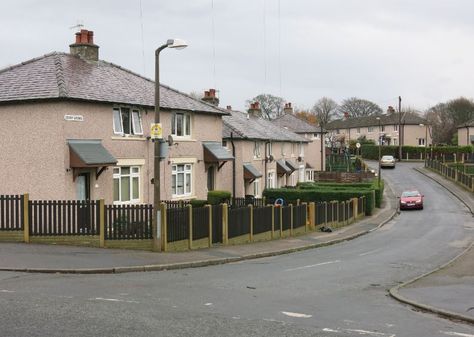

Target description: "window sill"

left=173, top=138, right=196, bottom=143
left=171, top=195, right=195, bottom=201
left=111, top=136, right=146, bottom=141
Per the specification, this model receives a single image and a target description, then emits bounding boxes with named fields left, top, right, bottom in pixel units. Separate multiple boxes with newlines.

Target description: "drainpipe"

left=230, top=132, right=236, bottom=199
left=264, top=140, right=269, bottom=189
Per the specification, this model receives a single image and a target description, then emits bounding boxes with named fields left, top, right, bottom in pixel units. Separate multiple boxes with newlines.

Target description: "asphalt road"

left=1, top=162, right=473, bottom=337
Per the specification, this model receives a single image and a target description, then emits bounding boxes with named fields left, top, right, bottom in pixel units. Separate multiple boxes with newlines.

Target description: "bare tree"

left=246, top=93, right=286, bottom=119
left=339, top=97, right=383, bottom=117
left=311, top=97, right=338, bottom=127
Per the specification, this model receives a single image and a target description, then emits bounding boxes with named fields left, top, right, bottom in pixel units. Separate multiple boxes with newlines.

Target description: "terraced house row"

left=0, top=29, right=325, bottom=204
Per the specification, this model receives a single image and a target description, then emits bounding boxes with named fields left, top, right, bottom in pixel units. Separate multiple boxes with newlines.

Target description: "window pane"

left=172, top=174, right=176, bottom=195
left=113, top=109, right=123, bottom=134
left=121, top=176, right=130, bottom=201
left=121, top=108, right=131, bottom=134
left=121, top=167, right=130, bottom=175
left=185, top=164, right=191, bottom=171
left=131, top=167, right=139, bottom=174
left=176, top=114, right=183, bottom=136
left=132, top=177, right=139, bottom=199
left=132, top=110, right=143, bottom=135
left=186, top=172, right=191, bottom=194
left=113, top=168, right=120, bottom=175
left=177, top=173, right=184, bottom=195
left=113, top=178, right=120, bottom=201
left=185, top=114, right=190, bottom=135
left=171, top=114, right=176, bottom=135
left=177, top=165, right=184, bottom=172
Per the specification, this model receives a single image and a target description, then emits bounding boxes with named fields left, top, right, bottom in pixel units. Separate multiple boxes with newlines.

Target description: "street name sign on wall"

left=64, top=115, right=84, bottom=122
left=150, top=123, right=163, bottom=139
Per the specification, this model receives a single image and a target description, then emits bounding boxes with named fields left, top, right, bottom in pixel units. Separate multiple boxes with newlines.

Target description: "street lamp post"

left=152, top=38, right=188, bottom=252
left=376, top=117, right=382, bottom=187
left=419, top=123, right=428, bottom=167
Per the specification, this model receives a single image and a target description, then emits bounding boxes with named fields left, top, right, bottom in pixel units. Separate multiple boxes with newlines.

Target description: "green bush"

left=263, top=188, right=375, bottom=215
left=372, top=179, right=384, bottom=208
left=207, top=190, right=231, bottom=205
left=361, top=144, right=474, bottom=160
left=190, top=199, right=208, bottom=208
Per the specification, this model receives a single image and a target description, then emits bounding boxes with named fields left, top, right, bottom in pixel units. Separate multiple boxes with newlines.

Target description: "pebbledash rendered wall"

left=0, top=100, right=227, bottom=203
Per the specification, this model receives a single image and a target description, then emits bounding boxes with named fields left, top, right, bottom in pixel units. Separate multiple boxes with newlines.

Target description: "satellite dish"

left=356, top=142, right=361, bottom=148
left=167, top=135, right=174, bottom=146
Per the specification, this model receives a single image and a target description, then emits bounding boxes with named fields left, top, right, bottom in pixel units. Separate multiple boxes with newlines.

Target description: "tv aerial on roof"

left=69, top=21, right=84, bottom=32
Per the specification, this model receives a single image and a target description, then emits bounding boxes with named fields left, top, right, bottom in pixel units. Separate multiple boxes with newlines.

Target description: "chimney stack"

left=284, top=102, right=293, bottom=114
left=69, top=29, right=99, bottom=62
left=248, top=101, right=262, bottom=117
left=226, top=105, right=232, bottom=110
left=201, top=88, right=219, bottom=106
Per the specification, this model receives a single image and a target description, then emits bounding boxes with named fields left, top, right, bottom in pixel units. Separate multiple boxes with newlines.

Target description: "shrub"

left=207, top=190, right=231, bottom=205
left=190, top=199, right=208, bottom=208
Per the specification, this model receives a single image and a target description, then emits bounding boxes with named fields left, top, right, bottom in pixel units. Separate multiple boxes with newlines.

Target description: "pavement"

left=0, top=166, right=473, bottom=324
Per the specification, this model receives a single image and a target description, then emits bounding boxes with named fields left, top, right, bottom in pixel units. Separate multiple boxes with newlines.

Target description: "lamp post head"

left=166, top=38, right=188, bottom=50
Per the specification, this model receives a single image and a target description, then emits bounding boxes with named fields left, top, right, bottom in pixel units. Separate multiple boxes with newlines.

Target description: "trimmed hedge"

left=361, top=145, right=474, bottom=160
left=263, top=188, right=375, bottom=215
left=207, top=190, right=231, bottom=205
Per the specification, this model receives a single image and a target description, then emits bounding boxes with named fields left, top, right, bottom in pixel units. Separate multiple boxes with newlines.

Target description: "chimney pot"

left=284, top=102, right=293, bottom=114
left=75, top=32, right=81, bottom=44
left=226, top=105, right=232, bottom=110
left=209, top=89, right=216, bottom=97
left=201, top=88, right=219, bottom=106
left=88, top=31, right=94, bottom=44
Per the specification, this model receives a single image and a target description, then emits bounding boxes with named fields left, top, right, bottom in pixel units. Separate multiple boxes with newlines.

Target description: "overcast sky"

left=1, top=0, right=473, bottom=112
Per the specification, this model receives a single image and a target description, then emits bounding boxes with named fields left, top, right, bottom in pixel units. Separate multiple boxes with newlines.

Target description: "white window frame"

left=267, top=171, right=275, bottom=189
left=368, top=126, right=374, bottom=133
left=418, top=138, right=426, bottom=146
left=172, top=164, right=193, bottom=197
left=253, top=179, right=261, bottom=197
left=306, top=169, right=314, bottom=182
left=171, top=112, right=192, bottom=138
left=113, top=166, right=141, bottom=204
left=266, top=142, right=273, bottom=156
left=113, top=107, right=143, bottom=136
left=394, top=124, right=398, bottom=131
left=253, top=141, right=261, bottom=158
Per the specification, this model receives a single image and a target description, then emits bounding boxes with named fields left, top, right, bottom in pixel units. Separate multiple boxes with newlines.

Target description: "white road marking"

left=93, top=297, right=139, bottom=303
left=323, top=328, right=341, bottom=333
left=0, top=289, right=15, bottom=293
left=359, top=249, right=379, bottom=256
left=441, top=332, right=474, bottom=337
left=284, top=260, right=341, bottom=272
left=204, top=302, right=213, bottom=306
left=281, top=311, right=312, bottom=318
left=346, top=329, right=394, bottom=336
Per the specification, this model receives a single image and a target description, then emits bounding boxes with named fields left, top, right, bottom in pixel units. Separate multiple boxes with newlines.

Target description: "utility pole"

left=398, top=96, right=402, bottom=161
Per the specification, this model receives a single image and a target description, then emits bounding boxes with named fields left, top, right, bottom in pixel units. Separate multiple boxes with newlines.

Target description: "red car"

left=399, top=190, right=424, bottom=210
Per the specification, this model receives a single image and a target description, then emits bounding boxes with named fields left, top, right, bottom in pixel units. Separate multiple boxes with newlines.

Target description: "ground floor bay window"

left=172, top=164, right=193, bottom=198
left=113, top=166, right=140, bottom=204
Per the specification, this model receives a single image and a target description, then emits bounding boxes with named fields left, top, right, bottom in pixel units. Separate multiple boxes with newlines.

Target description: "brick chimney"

left=284, top=102, right=293, bottom=114
left=248, top=101, right=262, bottom=117
left=226, top=105, right=232, bottom=110
left=201, top=89, right=219, bottom=106
left=69, top=29, right=99, bottom=61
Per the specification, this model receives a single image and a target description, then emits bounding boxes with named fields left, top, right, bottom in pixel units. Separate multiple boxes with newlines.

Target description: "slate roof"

left=272, top=113, right=324, bottom=134
left=222, top=110, right=308, bottom=143
left=457, top=118, right=474, bottom=128
left=0, top=52, right=227, bottom=115
left=325, top=113, right=427, bottom=130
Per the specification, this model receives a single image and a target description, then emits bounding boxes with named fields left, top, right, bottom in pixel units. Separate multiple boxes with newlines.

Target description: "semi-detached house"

left=221, top=102, right=310, bottom=198
left=0, top=29, right=232, bottom=203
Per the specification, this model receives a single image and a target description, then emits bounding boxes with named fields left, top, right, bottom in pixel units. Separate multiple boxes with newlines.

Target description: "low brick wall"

left=105, top=239, right=153, bottom=251
left=253, top=231, right=272, bottom=243
left=0, top=230, right=24, bottom=242
left=30, top=235, right=100, bottom=247
left=228, top=233, right=250, bottom=245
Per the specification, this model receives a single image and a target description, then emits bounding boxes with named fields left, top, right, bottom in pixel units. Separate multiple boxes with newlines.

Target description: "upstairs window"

left=368, top=126, right=374, bottom=133
left=253, top=142, right=261, bottom=158
left=171, top=112, right=191, bottom=137
left=113, top=108, right=143, bottom=136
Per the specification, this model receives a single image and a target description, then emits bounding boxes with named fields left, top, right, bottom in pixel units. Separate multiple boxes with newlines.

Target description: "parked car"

left=380, top=155, right=396, bottom=168
left=399, top=190, right=424, bottom=210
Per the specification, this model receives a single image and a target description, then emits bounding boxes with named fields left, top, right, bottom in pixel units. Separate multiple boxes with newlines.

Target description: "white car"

left=380, top=155, right=396, bottom=168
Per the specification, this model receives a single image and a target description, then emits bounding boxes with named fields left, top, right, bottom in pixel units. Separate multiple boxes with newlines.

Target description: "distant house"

left=457, top=119, right=474, bottom=146
left=221, top=102, right=310, bottom=198
left=0, top=29, right=231, bottom=203
left=325, top=113, right=430, bottom=147
left=271, top=103, right=326, bottom=179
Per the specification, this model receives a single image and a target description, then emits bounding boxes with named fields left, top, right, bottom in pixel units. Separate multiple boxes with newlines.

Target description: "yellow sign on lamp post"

left=150, top=123, right=163, bottom=140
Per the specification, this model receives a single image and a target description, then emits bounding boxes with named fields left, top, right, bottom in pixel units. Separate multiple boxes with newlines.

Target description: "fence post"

left=279, top=205, right=283, bottom=237
left=99, top=199, right=105, bottom=248
left=249, top=204, right=254, bottom=242
left=206, top=204, right=212, bottom=248
left=297, top=198, right=300, bottom=206
left=309, top=202, right=315, bottom=231
left=290, top=204, right=294, bottom=236
left=188, top=204, right=193, bottom=250
left=23, top=193, right=29, bottom=243
left=271, top=205, right=275, bottom=239
left=324, top=201, right=328, bottom=226
left=352, top=198, right=357, bottom=220
left=161, top=202, right=167, bottom=252
left=222, top=203, right=228, bottom=245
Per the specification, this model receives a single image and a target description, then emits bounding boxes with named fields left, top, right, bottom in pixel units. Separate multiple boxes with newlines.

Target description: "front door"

left=76, top=173, right=91, bottom=233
